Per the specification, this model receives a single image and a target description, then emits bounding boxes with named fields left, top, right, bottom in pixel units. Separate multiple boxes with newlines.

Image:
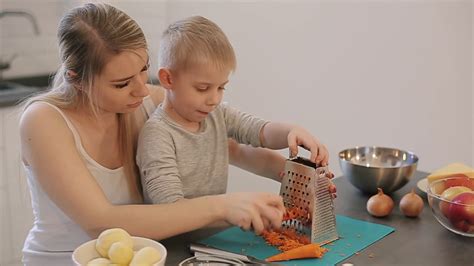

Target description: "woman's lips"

left=127, top=100, right=143, bottom=108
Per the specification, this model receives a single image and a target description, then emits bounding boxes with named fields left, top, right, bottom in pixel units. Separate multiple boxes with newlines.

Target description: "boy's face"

left=164, top=64, right=230, bottom=127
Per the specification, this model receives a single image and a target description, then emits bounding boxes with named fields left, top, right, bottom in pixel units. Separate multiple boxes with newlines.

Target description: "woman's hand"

left=218, top=192, right=285, bottom=235
left=287, top=126, right=329, bottom=166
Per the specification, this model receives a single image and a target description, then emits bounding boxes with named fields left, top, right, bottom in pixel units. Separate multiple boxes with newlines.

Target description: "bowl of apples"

left=427, top=176, right=474, bottom=236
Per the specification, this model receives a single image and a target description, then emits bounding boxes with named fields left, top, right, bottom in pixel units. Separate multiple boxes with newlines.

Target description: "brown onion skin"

left=367, top=188, right=394, bottom=217
left=399, top=188, right=424, bottom=217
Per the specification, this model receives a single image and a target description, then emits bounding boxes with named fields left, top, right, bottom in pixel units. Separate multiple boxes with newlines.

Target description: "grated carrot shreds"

left=261, top=228, right=311, bottom=251
left=283, top=207, right=310, bottom=222
left=261, top=206, right=327, bottom=261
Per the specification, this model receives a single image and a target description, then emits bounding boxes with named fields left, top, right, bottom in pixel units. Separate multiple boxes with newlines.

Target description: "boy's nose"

left=207, top=91, right=221, bottom=106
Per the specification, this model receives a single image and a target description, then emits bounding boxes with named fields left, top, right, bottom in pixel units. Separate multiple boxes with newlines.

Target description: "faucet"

left=0, top=10, right=40, bottom=75
left=0, top=10, right=40, bottom=34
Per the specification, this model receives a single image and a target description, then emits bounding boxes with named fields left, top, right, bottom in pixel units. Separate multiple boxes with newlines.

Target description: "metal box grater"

left=279, top=157, right=339, bottom=245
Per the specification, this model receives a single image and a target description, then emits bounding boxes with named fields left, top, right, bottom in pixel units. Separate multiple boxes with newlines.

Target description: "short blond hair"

left=159, top=16, right=236, bottom=72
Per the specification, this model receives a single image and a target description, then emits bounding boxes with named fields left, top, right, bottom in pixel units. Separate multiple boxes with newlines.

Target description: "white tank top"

left=22, top=96, right=156, bottom=266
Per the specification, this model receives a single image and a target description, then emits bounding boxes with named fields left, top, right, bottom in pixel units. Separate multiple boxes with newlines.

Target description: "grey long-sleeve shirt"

left=137, top=103, right=268, bottom=204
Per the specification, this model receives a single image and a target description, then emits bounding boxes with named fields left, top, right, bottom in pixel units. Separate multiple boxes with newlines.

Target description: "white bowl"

left=72, top=236, right=167, bottom=266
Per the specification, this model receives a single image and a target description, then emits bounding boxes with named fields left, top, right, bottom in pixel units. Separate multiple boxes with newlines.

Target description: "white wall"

left=164, top=1, right=473, bottom=192
left=3, top=1, right=472, bottom=175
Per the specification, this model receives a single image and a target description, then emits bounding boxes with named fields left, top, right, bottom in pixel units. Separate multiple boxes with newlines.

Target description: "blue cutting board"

left=199, top=215, right=395, bottom=266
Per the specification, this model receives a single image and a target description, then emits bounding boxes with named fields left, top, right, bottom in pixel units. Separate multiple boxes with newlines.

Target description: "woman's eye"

left=141, top=63, right=150, bottom=72
left=219, top=87, right=226, bottom=91
left=115, top=82, right=129, bottom=89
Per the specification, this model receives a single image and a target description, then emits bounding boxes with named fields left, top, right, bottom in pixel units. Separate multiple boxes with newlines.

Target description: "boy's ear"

left=157, top=68, right=173, bottom=90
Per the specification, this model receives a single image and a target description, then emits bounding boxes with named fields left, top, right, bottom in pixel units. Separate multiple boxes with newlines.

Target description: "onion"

left=399, top=188, right=424, bottom=217
left=366, top=188, right=394, bottom=217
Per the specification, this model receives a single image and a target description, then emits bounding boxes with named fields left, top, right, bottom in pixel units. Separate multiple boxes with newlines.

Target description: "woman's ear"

left=157, top=68, right=173, bottom=90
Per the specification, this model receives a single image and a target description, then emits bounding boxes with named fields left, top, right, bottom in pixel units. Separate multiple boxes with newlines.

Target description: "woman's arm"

left=20, top=103, right=283, bottom=239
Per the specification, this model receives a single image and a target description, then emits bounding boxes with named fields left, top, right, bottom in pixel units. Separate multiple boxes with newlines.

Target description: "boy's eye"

left=115, top=82, right=129, bottom=89
left=195, top=86, right=208, bottom=91
left=219, top=87, right=226, bottom=91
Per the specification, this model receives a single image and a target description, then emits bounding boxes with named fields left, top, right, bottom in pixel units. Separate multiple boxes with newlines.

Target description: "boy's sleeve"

left=136, top=120, right=184, bottom=204
left=221, top=102, right=268, bottom=147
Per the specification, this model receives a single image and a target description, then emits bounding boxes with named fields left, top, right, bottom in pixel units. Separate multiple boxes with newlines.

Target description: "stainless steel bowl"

left=338, top=146, right=418, bottom=194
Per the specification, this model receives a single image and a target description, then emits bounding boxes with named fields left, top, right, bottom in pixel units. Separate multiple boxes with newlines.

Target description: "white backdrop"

left=161, top=1, right=473, bottom=192
left=1, top=0, right=472, bottom=193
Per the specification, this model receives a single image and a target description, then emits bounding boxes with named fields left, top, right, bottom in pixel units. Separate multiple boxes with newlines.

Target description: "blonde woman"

left=20, top=3, right=286, bottom=265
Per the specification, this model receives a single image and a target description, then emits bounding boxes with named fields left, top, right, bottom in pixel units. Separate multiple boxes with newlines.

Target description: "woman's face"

left=93, top=48, right=150, bottom=114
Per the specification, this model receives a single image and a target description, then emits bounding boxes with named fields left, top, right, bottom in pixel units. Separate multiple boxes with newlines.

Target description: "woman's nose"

left=132, top=74, right=149, bottom=97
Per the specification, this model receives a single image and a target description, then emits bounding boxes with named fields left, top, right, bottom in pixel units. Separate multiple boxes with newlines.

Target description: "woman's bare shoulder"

left=20, top=102, right=74, bottom=144
left=21, top=102, right=66, bottom=126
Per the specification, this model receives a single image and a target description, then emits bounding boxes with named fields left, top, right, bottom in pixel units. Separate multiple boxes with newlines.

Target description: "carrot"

left=283, top=207, right=309, bottom=221
left=265, top=243, right=328, bottom=262
left=261, top=228, right=311, bottom=251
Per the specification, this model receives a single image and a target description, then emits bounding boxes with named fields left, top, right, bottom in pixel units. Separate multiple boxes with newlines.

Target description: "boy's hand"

left=287, top=126, right=329, bottom=165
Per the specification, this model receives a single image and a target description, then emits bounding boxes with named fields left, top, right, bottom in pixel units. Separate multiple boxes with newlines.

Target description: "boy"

left=137, top=16, right=329, bottom=204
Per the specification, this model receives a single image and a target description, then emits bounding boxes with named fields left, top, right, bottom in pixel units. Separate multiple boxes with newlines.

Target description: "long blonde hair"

left=159, top=16, right=236, bottom=73
left=22, top=2, right=146, bottom=202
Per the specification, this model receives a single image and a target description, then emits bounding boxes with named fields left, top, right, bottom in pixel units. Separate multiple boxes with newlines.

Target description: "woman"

left=20, top=3, right=289, bottom=265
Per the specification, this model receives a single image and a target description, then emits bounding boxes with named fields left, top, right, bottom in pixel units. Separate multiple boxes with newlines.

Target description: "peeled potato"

left=95, top=228, right=133, bottom=258
left=108, top=241, right=134, bottom=265
left=86, top=257, right=111, bottom=265
left=130, top=246, right=161, bottom=265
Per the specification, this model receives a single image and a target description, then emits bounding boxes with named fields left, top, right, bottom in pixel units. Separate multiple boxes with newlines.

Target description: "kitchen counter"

left=161, top=171, right=474, bottom=265
left=0, top=75, right=52, bottom=107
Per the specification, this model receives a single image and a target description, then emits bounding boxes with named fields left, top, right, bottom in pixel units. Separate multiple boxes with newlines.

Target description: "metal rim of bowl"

left=338, top=146, right=419, bottom=169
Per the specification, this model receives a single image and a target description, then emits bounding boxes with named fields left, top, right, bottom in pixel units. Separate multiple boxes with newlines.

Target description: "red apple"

left=447, top=191, right=474, bottom=233
left=444, top=175, right=474, bottom=190
left=439, top=186, right=472, bottom=218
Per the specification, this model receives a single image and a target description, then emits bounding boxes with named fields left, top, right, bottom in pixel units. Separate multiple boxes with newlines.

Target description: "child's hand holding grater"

left=287, top=126, right=329, bottom=166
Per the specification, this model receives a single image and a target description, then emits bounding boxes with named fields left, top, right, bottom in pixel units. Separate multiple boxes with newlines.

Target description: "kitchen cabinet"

left=0, top=105, right=33, bottom=266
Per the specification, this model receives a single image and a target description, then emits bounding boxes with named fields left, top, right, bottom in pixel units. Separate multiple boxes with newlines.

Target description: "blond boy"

left=137, top=16, right=328, bottom=204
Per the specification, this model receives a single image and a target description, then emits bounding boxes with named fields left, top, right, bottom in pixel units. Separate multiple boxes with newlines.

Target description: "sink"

left=0, top=81, right=46, bottom=107
left=2, top=74, right=53, bottom=88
